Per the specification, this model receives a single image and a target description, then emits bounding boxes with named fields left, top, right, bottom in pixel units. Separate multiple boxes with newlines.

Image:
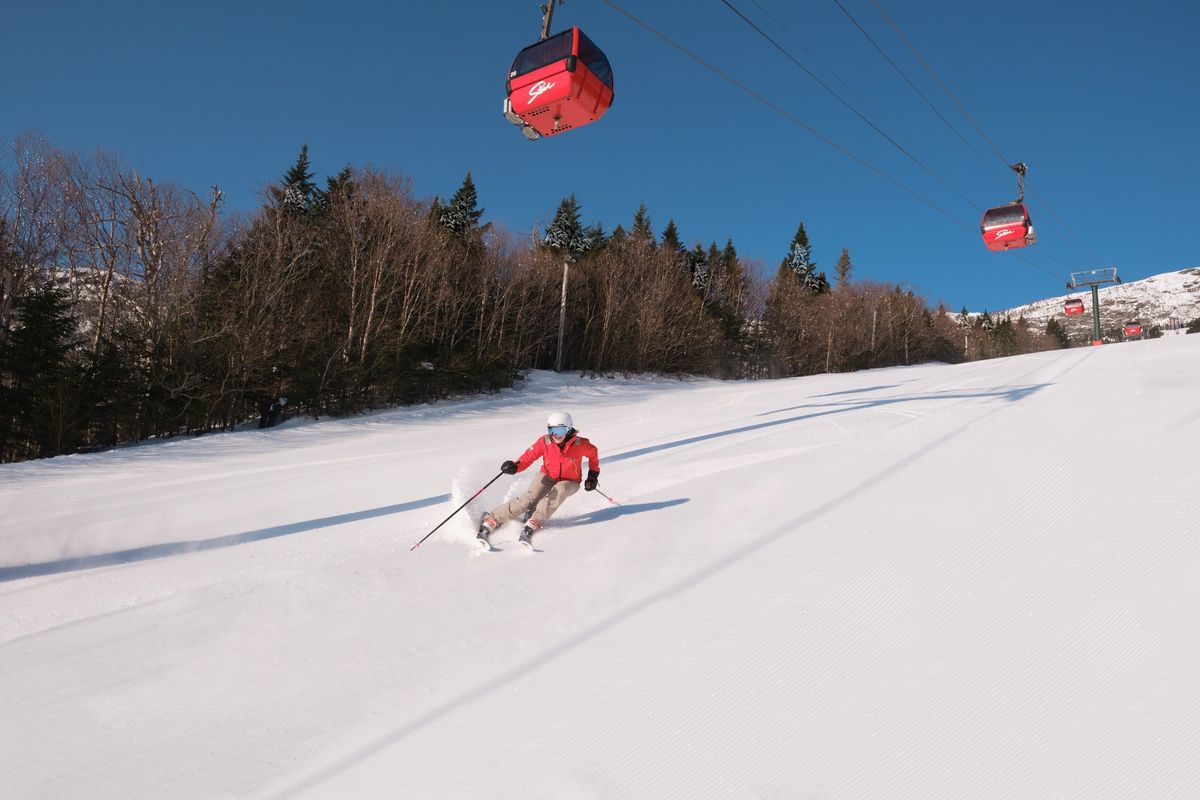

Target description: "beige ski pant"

left=489, top=473, right=580, bottom=528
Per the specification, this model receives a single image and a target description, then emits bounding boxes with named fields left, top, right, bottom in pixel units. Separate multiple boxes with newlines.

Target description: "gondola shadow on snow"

left=561, top=497, right=689, bottom=528
left=606, top=384, right=1050, bottom=466
left=0, top=494, right=450, bottom=583
left=755, top=383, right=1049, bottom=419
left=810, top=382, right=903, bottom=397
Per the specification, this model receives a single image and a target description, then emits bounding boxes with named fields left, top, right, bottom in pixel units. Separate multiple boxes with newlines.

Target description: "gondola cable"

left=866, top=0, right=1110, bottom=268
left=720, top=0, right=983, bottom=215
left=599, top=0, right=969, bottom=231
left=721, top=2, right=1067, bottom=282
left=831, top=0, right=1091, bottom=273
left=746, top=0, right=895, bottom=141
left=832, top=0, right=1107, bottom=279
left=743, top=0, right=1073, bottom=282
left=597, top=0, right=1067, bottom=287
left=829, top=0, right=1012, bottom=194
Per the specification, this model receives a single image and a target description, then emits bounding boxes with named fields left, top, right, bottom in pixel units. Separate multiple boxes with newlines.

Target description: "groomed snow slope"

left=2, top=336, right=1199, bottom=799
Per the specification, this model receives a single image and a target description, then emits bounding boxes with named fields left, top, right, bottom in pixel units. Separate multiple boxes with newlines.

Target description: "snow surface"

left=3, top=336, right=1199, bottom=799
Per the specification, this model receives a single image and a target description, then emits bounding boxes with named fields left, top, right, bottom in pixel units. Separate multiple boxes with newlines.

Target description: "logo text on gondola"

left=528, top=80, right=556, bottom=104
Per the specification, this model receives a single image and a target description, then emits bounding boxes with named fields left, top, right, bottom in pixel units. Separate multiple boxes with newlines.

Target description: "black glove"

left=501, top=460, right=517, bottom=475
left=584, top=470, right=599, bottom=491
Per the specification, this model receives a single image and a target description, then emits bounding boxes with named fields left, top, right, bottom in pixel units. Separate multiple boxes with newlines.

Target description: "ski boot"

left=518, top=519, right=540, bottom=550
left=476, top=513, right=498, bottom=551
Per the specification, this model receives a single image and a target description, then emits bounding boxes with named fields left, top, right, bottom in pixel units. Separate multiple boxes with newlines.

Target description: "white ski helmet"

left=546, top=411, right=574, bottom=430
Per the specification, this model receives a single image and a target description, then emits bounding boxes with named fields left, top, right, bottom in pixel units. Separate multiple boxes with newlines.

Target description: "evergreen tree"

left=835, top=247, right=853, bottom=289
left=0, top=281, right=81, bottom=459
left=0, top=218, right=16, bottom=330
left=631, top=203, right=655, bottom=246
left=79, top=326, right=139, bottom=451
left=721, top=239, right=739, bottom=277
left=660, top=219, right=683, bottom=254
left=993, top=315, right=1019, bottom=355
left=323, top=166, right=355, bottom=204
left=780, top=222, right=827, bottom=295
left=812, top=270, right=831, bottom=294
left=426, top=196, right=443, bottom=227
left=780, top=223, right=813, bottom=274
left=438, top=171, right=484, bottom=239
left=1186, top=317, right=1200, bottom=334
left=715, top=238, right=746, bottom=336
left=688, top=243, right=708, bottom=289
left=703, top=241, right=722, bottom=294
left=582, top=223, right=607, bottom=258
left=543, top=194, right=593, bottom=261
left=272, top=144, right=320, bottom=215
left=1045, top=317, right=1069, bottom=348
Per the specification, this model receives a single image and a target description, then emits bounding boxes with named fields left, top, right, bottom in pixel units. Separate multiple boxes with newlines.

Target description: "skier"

left=267, top=396, right=287, bottom=427
left=257, top=395, right=287, bottom=428
left=477, top=411, right=601, bottom=550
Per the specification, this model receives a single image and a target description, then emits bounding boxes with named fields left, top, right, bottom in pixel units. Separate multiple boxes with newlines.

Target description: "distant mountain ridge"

left=994, top=267, right=1200, bottom=338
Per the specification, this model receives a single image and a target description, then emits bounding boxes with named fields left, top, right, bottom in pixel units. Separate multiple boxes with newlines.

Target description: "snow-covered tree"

left=542, top=194, right=593, bottom=261
left=272, top=144, right=319, bottom=215
left=689, top=243, right=708, bottom=290
left=438, top=172, right=484, bottom=239
left=582, top=223, right=607, bottom=259
left=780, top=222, right=828, bottom=295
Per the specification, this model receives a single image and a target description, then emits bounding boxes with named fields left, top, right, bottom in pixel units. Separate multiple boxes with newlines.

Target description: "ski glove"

left=584, top=470, right=599, bottom=491
left=501, top=460, right=518, bottom=475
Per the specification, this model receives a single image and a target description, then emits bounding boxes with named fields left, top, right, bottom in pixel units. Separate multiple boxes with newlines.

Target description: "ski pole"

left=410, top=472, right=504, bottom=551
left=595, top=488, right=621, bottom=506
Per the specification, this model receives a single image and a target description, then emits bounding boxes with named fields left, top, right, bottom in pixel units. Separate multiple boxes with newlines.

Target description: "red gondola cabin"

left=503, top=27, right=614, bottom=140
left=1064, top=298, right=1085, bottom=316
left=981, top=203, right=1036, bottom=251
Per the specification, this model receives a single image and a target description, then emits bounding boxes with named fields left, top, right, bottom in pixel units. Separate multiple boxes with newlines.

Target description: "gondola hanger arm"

left=540, top=0, right=565, bottom=40
left=1010, top=161, right=1027, bottom=203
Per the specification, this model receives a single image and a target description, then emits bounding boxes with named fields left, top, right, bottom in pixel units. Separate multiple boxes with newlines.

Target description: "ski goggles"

left=547, top=424, right=570, bottom=437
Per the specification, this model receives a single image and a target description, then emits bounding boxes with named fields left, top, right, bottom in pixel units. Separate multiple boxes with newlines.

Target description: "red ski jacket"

left=514, top=432, right=600, bottom=483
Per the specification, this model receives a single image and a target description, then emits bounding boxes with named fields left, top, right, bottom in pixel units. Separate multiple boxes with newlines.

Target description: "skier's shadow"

left=562, top=498, right=689, bottom=527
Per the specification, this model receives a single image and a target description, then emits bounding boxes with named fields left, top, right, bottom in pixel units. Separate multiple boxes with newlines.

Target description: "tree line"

left=1, top=133, right=1069, bottom=462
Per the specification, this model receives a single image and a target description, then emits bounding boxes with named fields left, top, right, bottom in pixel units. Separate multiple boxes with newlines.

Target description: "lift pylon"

left=1067, top=268, right=1121, bottom=346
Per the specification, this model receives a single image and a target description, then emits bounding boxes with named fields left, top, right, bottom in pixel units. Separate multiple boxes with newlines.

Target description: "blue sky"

left=4, top=0, right=1197, bottom=311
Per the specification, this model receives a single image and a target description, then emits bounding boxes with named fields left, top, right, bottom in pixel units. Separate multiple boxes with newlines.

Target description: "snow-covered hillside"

left=3, top=338, right=1199, bottom=799
left=997, top=267, right=1200, bottom=339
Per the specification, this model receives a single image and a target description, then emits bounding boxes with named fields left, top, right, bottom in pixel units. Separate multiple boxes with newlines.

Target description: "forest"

left=0, top=133, right=1065, bottom=462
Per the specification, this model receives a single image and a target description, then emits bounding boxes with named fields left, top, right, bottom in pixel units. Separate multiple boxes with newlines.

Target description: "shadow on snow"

left=809, top=382, right=903, bottom=397
left=0, top=494, right=450, bottom=583
left=223, top=361, right=1088, bottom=798
left=606, top=384, right=1049, bottom=464
left=563, top=498, right=689, bottom=527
